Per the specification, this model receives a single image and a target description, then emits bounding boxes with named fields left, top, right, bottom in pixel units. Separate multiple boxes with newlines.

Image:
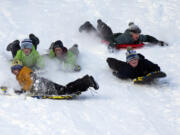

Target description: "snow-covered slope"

left=0, top=0, right=180, bottom=135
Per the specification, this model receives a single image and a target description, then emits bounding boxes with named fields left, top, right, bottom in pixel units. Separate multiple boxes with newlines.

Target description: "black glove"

left=108, top=42, right=116, bottom=53
left=158, top=41, right=168, bottom=46
left=29, top=33, right=40, bottom=46
left=14, top=89, right=25, bottom=95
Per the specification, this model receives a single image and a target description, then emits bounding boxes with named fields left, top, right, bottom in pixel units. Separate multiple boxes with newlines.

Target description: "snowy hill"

left=0, top=0, right=180, bottom=135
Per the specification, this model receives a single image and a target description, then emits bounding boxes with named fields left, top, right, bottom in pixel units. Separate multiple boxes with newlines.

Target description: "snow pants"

left=32, top=75, right=92, bottom=95
left=79, top=20, right=122, bottom=42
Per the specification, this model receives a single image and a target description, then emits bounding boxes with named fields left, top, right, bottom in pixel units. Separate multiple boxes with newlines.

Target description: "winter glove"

left=158, top=41, right=168, bottom=46
left=0, top=86, right=8, bottom=94
left=109, top=41, right=117, bottom=48
left=108, top=42, right=116, bottom=53
left=14, top=89, right=25, bottom=95
left=74, top=65, right=81, bottom=72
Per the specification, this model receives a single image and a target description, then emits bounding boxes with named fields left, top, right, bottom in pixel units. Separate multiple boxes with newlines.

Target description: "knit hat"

left=128, top=22, right=141, bottom=34
left=21, top=38, right=33, bottom=49
left=53, top=40, right=67, bottom=53
left=11, top=59, right=23, bottom=72
left=53, top=40, right=64, bottom=50
left=126, top=47, right=139, bottom=63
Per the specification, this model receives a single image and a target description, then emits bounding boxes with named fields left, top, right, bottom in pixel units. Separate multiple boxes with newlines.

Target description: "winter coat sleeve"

left=115, top=69, right=134, bottom=79
left=35, top=53, right=44, bottom=69
left=143, top=59, right=161, bottom=73
left=65, top=51, right=77, bottom=66
left=107, top=57, right=134, bottom=79
left=139, top=35, right=159, bottom=43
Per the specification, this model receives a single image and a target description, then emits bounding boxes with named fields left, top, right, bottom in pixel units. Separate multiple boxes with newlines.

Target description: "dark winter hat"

left=11, top=60, right=23, bottom=72
left=21, top=38, right=33, bottom=49
left=128, top=22, right=141, bottom=34
left=52, top=40, right=68, bottom=54
left=126, top=47, right=139, bottom=63
left=53, top=40, right=64, bottom=50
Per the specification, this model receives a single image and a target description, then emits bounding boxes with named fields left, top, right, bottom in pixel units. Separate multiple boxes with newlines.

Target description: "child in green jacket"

left=7, top=34, right=44, bottom=70
left=49, top=40, right=81, bottom=72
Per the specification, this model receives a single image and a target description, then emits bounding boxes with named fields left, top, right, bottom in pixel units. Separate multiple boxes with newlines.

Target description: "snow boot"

left=97, top=19, right=114, bottom=42
left=6, top=40, right=20, bottom=51
left=89, top=76, right=99, bottom=90
left=79, top=21, right=97, bottom=33
left=69, top=44, right=79, bottom=56
left=29, top=33, right=39, bottom=48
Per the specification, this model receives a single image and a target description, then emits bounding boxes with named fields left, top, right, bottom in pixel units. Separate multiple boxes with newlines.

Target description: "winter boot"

left=49, top=42, right=54, bottom=49
left=89, top=76, right=99, bottom=90
left=73, top=44, right=78, bottom=48
left=79, top=21, right=97, bottom=33
left=97, top=19, right=114, bottom=42
left=29, top=33, right=39, bottom=47
left=69, top=44, right=79, bottom=56
left=6, top=40, right=20, bottom=51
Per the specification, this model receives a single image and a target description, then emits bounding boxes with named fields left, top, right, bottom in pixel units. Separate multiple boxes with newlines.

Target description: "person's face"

left=12, top=69, right=20, bottom=76
left=55, top=48, right=63, bottom=57
left=131, top=33, right=140, bottom=41
left=23, top=48, right=32, bottom=56
left=129, top=59, right=139, bottom=68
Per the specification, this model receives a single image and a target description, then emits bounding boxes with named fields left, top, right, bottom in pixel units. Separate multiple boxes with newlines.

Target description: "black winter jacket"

left=107, top=54, right=160, bottom=79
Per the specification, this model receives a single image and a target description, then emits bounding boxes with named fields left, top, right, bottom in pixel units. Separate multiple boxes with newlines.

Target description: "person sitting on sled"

left=106, top=47, right=166, bottom=83
left=48, top=40, right=81, bottom=72
left=79, top=20, right=168, bottom=49
left=6, top=34, right=44, bottom=70
left=11, top=60, right=99, bottom=96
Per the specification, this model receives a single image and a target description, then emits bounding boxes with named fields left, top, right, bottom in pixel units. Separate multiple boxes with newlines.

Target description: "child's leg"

left=69, top=44, right=79, bottom=56
left=65, top=75, right=99, bottom=94
left=10, top=40, right=21, bottom=58
left=79, top=21, right=97, bottom=33
left=29, top=33, right=39, bottom=50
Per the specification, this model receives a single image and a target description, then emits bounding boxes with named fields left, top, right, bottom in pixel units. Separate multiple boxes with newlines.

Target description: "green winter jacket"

left=14, top=46, right=44, bottom=69
left=49, top=49, right=77, bottom=70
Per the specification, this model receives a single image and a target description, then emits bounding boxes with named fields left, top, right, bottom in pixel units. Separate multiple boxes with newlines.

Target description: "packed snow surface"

left=0, top=0, right=180, bottom=135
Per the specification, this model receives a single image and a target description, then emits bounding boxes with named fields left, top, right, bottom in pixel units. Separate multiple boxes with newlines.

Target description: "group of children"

left=79, top=20, right=167, bottom=83
left=7, top=34, right=99, bottom=96
left=6, top=20, right=167, bottom=97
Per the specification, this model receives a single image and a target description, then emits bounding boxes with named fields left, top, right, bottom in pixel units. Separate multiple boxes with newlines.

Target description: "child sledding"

left=79, top=20, right=168, bottom=50
left=107, top=47, right=166, bottom=84
left=9, top=60, right=99, bottom=98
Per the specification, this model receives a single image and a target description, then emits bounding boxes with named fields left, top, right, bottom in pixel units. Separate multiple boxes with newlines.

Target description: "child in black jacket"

left=107, top=48, right=166, bottom=81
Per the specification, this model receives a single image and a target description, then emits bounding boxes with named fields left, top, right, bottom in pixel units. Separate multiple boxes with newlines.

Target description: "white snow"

left=0, top=0, right=180, bottom=135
